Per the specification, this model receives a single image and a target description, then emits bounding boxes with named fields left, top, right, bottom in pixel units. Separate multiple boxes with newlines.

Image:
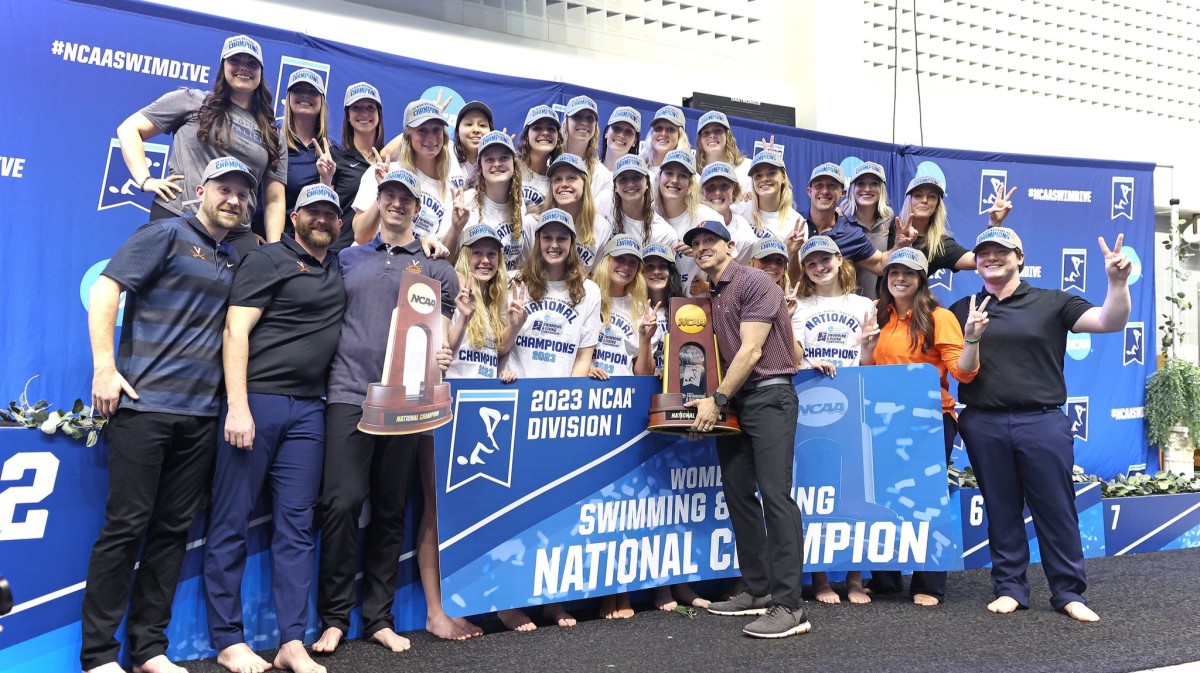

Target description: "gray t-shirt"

left=140, top=88, right=287, bottom=222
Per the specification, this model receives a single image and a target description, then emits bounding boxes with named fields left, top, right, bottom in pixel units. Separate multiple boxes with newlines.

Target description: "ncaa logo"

left=929, top=267, right=952, bottom=292
left=1061, top=248, right=1087, bottom=292
left=407, top=282, right=438, bottom=315
left=98, top=138, right=170, bottom=213
left=979, top=169, right=1008, bottom=215
left=1123, top=322, right=1144, bottom=366
left=446, top=390, right=520, bottom=491
left=796, top=386, right=849, bottom=428
left=272, top=57, right=332, bottom=121
left=1065, top=396, right=1089, bottom=442
left=1111, top=176, right=1134, bottom=220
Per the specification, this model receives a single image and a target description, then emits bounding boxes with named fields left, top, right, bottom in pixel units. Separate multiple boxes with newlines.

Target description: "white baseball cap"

left=221, top=35, right=263, bottom=64
left=344, top=82, right=381, bottom=108
left=286, top=68, right=325, bottom=95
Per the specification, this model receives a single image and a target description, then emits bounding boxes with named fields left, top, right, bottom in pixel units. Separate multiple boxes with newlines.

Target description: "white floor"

left=1139, top=664, right=1200, bottom=672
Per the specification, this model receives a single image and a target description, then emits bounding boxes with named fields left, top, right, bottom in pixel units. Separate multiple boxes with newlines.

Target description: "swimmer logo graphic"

left=979, top=169, right=1007, bottom=215
left=928, top=267, right=952, bottom=292
left=1123, top=322, right=1144, bottom=366
left=1066, top=396, right=1089, bottom=442
left=1061, top=248, right=1087, bottom=292
left=1111, top=176, right=1134, bottom=220
left=446, top=390, right=519, bottom=492
left=98, top=138, right=169, bottom=213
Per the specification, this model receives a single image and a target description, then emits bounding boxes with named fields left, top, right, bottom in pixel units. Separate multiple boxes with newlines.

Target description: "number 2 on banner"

left=969, top=494, right=985, bottom=526
left=0, top=452, right=61, bottom=541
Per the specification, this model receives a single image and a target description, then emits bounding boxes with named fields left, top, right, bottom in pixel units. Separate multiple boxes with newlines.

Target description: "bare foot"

left=654, top=586, right=678, bottom=612
left=426, top=612, right=483, bottom=640
left=1063, top=601, right=1099, bottom=622
left=85, top=663, right=128, bottom=673
left=311, top=627, right=343, bottom=654
left=370, top=628, right=411, bottom=653
left=544, top=603, right=576, bottom=627
left=132, top=655, right=189, bottom=673
left=498, top=608, right=537, bottom=632
left=912, top=593, right=940, bottom=606
left=213, top=644, right=269, bottom=673
left=672, top=584, right=710, bottom=609
left=600, top=594, right=634, bottom=619
left=812, top=573, right=840, bottom=604
left=847, top=573, right=871, bottom=605
left=987, top=596, right=1021, bottom=614
left=273, top=640, right=326, bottom=673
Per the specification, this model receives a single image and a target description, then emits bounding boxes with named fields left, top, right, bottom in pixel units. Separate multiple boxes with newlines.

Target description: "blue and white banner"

left=958, top=482, right=1106, bottom=570
left=434, top=365, right=961, bottom=617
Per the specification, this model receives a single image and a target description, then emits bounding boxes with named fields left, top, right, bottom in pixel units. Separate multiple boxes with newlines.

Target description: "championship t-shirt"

left=521, top=212, right=614, bottom=274
left=503, top=279, right=601, bottom=378
left=447, top=310, right=500, bottom=380
left=591, top=161, right=615, bottom=220
left=618, top=212, right=678, bottom=249
left=464, top=190, right=526, bottom=273
left=792, top=292, right=876, bottom=368
left=592, top=294, right=640, bottom=376
left=519, top=164, right=550, bottom=210
left=351, top=161, right=463, bottom=239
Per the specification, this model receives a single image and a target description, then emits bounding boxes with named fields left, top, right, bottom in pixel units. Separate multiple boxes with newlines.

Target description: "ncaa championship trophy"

left=358, top=272, right=453, bottom=434
left=648, top=297, right=740, bottom=435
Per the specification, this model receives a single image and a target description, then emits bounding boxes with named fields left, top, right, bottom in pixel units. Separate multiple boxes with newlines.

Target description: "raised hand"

left=507, top=281, right=529, bottom=327
left=314, top=137, right=336, bottom=185
left=451, top=187, right=469, bottom=230
left=784, top=281, right=800, bottom=312
left=893, top=215, right=918, bottom=248
left=786, top=216, right=808, bottom=255
left=639, top=300, right=662, bottom=340
left=370, top=148, right=389, bottom=184
left=455, top=270, right=477, bottom=317
left=964, top=294, right=991, bottom=341
left=672, top=240, right=693, bottom=258
left=987, top=185, right=1018, bottom=226
left=420, top=236, right=450, bottom=260
left=760, top=134, right=778, bottom=153
left=434, top=88, right=455, bottom=116
left=858, top=307, right=880, bottom=347
left=1099, top=233, right=1131, bottom=283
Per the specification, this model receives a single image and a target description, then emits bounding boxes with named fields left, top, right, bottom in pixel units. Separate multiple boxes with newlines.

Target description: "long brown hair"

left=520, top=235, right=588, bottom=306
left=196, top=61, right=282, bottom=172
left=340, top=100, right=385, bottom=153
left=876, top=267, right=939, bottom=352
left=473, top=149, right=525, bottom=243
left=518, top=123, right=563, bottom=173
left=611, top=173, right=655, bottom=246
left=696, top=129, right=746, bottom=171
left=795, top=256, right=858, bottom=299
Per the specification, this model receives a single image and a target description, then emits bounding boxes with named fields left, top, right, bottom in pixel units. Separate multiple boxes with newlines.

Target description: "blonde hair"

left=748, top=167, right=796, bottom=235
left=844, top=178, right=895, bottom=227
left=653, top=169, right=702, bottom=221
left=454, top=242, right=509, bottom=350
left=796, top=256, right=858, bottom=299
left=283, top=90, right=329, bottom=153
left=400, top=124, right=453, bottom=200
left=539, top=166, right=598, bottom=247
left=473, top=149, right=525, bottom=244
left=696, top=129, right=746, bottom=171
left=592, top=255, right=648, bottom=328
left=567, top=114, right=602, bottom=174
left=640, top=130, right=691, bottom=166
left=751, top=258, right=790, bottom=295
left=899, top=189, right=949, bottom=262
left=611, top=173, right=655, bottom=246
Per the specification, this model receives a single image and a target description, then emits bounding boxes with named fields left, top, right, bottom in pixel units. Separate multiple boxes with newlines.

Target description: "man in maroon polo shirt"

left=683, top=219, right=810, bottom=639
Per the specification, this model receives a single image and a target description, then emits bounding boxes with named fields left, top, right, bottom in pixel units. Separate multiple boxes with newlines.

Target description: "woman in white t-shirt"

left=743, top=150, right=806, bottom=257
left=653, top=150, right=722, bottom=296
left=694, top=110, right=751, bottom=194
left=792, top=235, right=879, bottom=607
left=641, top=244, right=682, bottom=376
left=516, top=105, right=563, bottom=210
left=450, top=132, right=525, bottom=271
left=749, top=237, right=803, bottom=364
left=522, top=154, right=613, bottom=274
left=599, top=106, right=642, bottom=174
left=640, top=106, right=690, bottom=176
left=588, top=235, right=655, bottom=381
left=610, top=155, right=677, bottom=250
left=450, top=100, right=493, bottom=191
left=699, top=161, right=759, bottom=265
left=562, top=95, right=615, bottom=217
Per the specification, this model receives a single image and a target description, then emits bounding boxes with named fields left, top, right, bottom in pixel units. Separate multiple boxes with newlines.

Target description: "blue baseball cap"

left=378, top=168, right=421, bottom=198
left=652, top=105, right=686, bottom=130
left=642, top=243, right=673, bottom=262
left=461, top=223, right=503, bottom=248
left=750, top=150, right=786, bottom=172
left=697, top=110, right=730, bottom=131
left=885, top=247, right=929, bottom=274
left=906, top=174, right=947, bottom=196
left=538, top=208, right=577, bottom=238
left=524, top=105, right=560, bottom=128
left=801, top=235, right=841, bottom=260
left=405, top=100, right=447, bottom=128
left=661, top=149, right=696, bottom=174
left=456, top=100, right=493, bottom=127
left=344, top=82, right=381, bottom=108
left=565, top=95, right=599, bottom=117
left=601, top=234, right=644, bottom=260
left=850, top=161, right=886, bottom=183
left=700, top=161, right=738, bottom=185
left=751, top=237, right=788, bottom=261
left=294, top=183, right=339, bottom=211
left=201, top=156, right=257, bottom=189
left=809, top=162, right=846, bottom=187
left=973, top=226, right=1023, bottom=252
left=548, top=153, right=588, bottom=177
left=286, top=68, right=325, bottom=95
left=221, top=35, right=263, bottom=64
left=683, top=219, right=732, bottom=246
left=478, top=131, right=516, bottom=155
left=607, top=106, right=642, bottom=133
left=614, top=154, right=650, bottom=178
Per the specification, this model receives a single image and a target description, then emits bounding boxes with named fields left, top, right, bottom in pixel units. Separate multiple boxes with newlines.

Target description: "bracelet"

left=965, top=337, right=981, bottom=344
left=139, top=175, right=152, bottom=191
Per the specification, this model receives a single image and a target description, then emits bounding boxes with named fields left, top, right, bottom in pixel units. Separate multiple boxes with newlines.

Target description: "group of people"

left=81, top=32, right=1133, bottom=673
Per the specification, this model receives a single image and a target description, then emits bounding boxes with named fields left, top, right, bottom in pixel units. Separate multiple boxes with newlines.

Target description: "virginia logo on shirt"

left=1111, top=176, right=1134, bottom=221
left=191, top=245, right=206, bottom=260
left=1065, top=396, right=1089, bottom=442
left=1123, top=322, right=1144, bottom=366
left=978, top=169, right=1008, bottom=215
left=296, top=259, right=310, bottom=273
left=406, top=260, right=423, bottom=274
left=446, top=390, right=520, bottom=492
left=1060, top=248, right=1086, bottom=292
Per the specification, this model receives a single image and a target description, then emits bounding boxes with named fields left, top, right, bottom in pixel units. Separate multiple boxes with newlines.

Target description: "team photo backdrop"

left=0, top=0, right=1156, bottom=668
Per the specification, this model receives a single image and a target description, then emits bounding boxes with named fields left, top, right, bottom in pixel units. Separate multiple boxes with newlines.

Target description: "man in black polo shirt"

left=951, top=226, right=1130, bottom=623
left=203, top=183, right=346, bottom=673
left=82, top=157, right=253, bottom=673
left=683, top=220, right=811, bottom=639
left=313, top=167, right=457, bottom=655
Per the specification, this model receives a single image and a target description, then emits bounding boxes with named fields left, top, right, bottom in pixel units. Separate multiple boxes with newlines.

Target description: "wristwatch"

left=712, top=392, right=729, bottom=407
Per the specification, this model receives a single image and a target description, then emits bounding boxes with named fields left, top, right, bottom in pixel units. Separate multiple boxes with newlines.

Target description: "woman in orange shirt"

left=861, top=247, right=990, bottom=606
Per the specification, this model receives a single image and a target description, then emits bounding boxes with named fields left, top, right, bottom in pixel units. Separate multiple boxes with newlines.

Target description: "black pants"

left=79, top=409, right=216, bottom=670
left=317, top=403, right=419, bottom=637
left=869, top=412, right=957, bottom=599
left=715, top=384, right=804, bottom=610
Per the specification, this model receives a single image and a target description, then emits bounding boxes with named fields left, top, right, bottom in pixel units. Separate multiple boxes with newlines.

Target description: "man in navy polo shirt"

left=203, top=183, right=346, bottom=673
left=82, top=157, right=253, bottom=673
left=804, top=162, right=912, bottom=279
left=951, top=226, right=1130, bottom=623
left=313, top=168, right=457, bottom=655
left=683, top=220, right=811, bottom=639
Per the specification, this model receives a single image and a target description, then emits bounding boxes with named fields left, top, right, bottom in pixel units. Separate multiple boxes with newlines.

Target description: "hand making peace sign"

left=313, top=137, right=336, bottom=185
left=963, top=294, right=991, bottom=342
left=1099, top=233, right=1132, bottom=283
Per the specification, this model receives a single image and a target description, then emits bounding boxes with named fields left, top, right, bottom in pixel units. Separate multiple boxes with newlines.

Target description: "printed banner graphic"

left=434, top=365, right=962, bottom=617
